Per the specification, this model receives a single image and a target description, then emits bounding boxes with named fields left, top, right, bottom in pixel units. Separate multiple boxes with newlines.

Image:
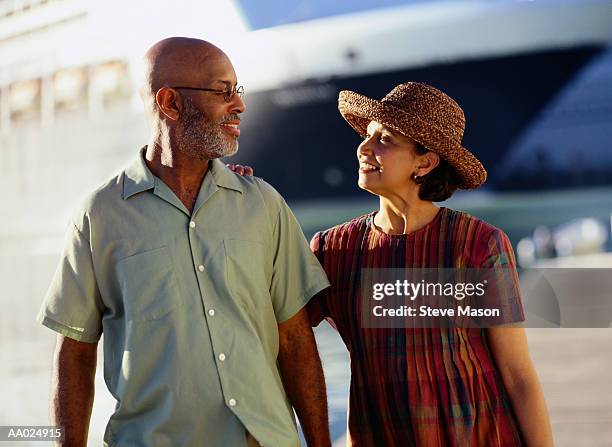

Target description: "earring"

left=412, top=173, right=423, bottom=184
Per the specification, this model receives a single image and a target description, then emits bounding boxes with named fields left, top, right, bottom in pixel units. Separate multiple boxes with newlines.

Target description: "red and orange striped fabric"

left=309, top=207, right=525, bottom=446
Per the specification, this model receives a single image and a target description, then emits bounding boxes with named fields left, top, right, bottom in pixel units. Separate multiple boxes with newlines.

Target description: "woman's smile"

left=359, top=161, right=380, bottom=173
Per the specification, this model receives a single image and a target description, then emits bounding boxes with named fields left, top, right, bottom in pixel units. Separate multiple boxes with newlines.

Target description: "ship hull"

left=234, top=45, right=604, bottom=200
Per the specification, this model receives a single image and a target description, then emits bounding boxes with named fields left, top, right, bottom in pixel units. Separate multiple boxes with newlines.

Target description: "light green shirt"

left=37, top=148, right=330, bottom=447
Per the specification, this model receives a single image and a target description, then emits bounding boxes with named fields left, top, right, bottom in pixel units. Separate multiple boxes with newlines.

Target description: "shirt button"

left=198, top=265, right=204, bottom=272
left=218, top=353, right=226, bottom=361
left=208, top=309, right=216, bottom=316
left=228, top=398, right=237, bottom=407
left=189, top=221, right=196, bottom=228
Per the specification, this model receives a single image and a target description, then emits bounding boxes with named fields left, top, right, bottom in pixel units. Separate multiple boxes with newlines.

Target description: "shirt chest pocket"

left=223, top=239, right=271, bottom=311
left=117, top=246, right=182, bottom=321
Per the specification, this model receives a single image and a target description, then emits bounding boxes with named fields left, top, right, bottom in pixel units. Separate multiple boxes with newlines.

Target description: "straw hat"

left=338, top=82, right=487, bottom=189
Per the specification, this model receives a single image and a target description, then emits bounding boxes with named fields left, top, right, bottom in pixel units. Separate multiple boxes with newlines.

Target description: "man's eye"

left=380, top=136, right=391, bottom=143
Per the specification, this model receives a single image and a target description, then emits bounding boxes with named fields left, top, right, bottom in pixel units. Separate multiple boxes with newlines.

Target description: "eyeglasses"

left=172, top=84, right=245, bottom=103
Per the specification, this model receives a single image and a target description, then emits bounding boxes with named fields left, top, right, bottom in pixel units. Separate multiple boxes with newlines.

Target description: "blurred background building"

left=1, top=0, right=611, bottom=445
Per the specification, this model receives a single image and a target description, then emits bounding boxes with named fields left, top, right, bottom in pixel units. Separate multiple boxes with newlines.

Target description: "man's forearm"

left=51, top=335, right=97, bottom=447
left=278, top=324, right=331, bottom=447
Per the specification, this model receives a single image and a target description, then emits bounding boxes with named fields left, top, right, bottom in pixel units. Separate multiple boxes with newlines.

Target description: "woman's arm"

left=486, top=326, right=554, bottom=447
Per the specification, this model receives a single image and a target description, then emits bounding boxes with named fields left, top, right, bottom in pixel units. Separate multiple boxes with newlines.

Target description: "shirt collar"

left=208, top=157, right=244, bottom=194
left=122, top=147, right=244, bottom=200
left=122, top=147, right=155, bottom=199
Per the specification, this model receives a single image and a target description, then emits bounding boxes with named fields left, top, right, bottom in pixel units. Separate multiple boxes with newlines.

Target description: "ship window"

left=54, top=67, right=87, bottom=113
left=0, top=88, right=6, bottom=131
left=0, top=0, right=62, bottom=19
left=10, top=79, right=40, bottom=123
left=91, top=61, right=130, bottom=107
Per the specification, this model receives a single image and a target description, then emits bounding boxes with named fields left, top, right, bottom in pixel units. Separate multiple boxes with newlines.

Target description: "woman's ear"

left=416, top=151, right=440, bottom=176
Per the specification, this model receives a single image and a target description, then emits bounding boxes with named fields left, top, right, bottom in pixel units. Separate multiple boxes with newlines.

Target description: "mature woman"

left=306, top=82, right=553, bottom=446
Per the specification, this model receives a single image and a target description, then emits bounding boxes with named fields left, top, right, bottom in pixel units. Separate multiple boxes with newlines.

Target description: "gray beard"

left=177, top=95, right=239, bottom=161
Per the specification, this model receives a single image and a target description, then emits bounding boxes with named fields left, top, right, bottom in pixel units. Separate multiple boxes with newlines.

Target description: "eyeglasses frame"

left=171, top=85, right=244, bottom=103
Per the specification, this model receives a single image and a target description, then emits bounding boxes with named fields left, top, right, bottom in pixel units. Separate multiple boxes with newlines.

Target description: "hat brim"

left=338, top=90, right=487, bottom=189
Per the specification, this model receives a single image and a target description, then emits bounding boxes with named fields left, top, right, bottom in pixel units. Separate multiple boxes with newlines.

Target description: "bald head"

left=140, top=37, right=244, bottom=162
left=142, top=37, right=232, bottom=98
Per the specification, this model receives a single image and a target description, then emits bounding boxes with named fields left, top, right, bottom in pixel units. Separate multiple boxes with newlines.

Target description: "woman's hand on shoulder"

left=226, top=163, right=253, bottom=176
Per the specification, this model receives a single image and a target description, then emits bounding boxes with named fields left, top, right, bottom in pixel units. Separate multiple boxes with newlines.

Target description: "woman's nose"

left=358, top=139, right=374, bottom=157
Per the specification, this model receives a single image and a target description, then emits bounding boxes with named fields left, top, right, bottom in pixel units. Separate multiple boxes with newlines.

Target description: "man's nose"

left=230, top=94, right=246, bottom=114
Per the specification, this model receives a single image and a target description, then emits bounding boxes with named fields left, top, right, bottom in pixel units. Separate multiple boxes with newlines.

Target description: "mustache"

left=219, top=113, right=241, bottom=124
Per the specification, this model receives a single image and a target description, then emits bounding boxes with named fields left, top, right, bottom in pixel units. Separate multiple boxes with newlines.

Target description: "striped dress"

left=308, top=207, right=525, bottom=447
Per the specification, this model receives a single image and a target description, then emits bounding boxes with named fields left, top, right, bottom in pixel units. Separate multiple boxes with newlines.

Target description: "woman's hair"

left=413, top=142, right=462, bottom=202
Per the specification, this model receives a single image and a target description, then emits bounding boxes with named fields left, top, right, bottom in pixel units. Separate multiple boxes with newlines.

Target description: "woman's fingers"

left=225, top=163, right=254, bottom=176
left=226, top=163, right=244, bottom=174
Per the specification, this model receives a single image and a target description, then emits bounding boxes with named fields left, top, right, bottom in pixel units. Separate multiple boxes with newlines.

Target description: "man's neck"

left=145, top=141, right=210, bottom=213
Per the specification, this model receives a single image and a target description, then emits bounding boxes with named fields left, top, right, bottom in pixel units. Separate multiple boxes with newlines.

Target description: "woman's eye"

left=362, top=133, right=390, bottom=142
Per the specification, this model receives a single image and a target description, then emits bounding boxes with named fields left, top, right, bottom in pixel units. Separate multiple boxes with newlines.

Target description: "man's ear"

left=155, top=87, right=181, bottom=121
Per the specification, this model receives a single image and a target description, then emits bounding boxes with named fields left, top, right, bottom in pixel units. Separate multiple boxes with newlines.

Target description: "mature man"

left=37, top=37, right=331, bottom=447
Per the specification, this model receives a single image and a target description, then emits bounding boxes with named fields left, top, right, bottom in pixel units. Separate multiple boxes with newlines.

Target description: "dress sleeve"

left=36, top=221, right=104, bottom=343
left=478, top=228, right=526, bottom=326
left=306, top=232, right=331, bottom=327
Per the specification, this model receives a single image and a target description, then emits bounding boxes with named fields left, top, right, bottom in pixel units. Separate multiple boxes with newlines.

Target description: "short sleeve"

left=306, top=232, right=331, bottom=327
left=36, top=221, right=104, bottom=343
left=269, top=201, right=330, bottom=323
left=479, top=229, right=525, bottom=325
